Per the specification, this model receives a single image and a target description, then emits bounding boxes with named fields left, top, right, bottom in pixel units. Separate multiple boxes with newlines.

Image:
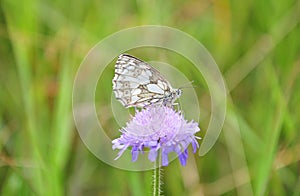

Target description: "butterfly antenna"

left=178, top=80, right=198, bottom=89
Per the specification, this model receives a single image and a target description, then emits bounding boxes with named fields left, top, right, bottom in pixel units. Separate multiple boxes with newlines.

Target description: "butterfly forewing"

left=112, top=54, right=179, bottom=108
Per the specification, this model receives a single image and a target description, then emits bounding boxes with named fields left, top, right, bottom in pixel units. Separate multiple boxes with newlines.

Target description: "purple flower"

left=112, top=106, right=200, bottom=166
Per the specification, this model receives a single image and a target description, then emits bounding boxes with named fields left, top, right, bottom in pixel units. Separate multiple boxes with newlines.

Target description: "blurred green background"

left=1, top=0, right=300, bottom=195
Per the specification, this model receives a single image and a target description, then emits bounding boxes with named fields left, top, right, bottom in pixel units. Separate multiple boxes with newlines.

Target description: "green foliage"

left=1, top=0, right=300, bottom=195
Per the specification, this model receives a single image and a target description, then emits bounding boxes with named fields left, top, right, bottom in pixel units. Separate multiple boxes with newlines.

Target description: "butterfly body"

left=112, top=54, right=181, bottom=108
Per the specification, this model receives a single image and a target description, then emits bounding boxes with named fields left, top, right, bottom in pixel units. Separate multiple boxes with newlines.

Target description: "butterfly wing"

left=112, top=54, right=173, bottom=108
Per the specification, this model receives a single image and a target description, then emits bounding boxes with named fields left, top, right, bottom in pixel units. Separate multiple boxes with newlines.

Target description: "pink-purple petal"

left=131, top=147, right=139, bottom=162
left=148, top=149, right=158, bottom=162
left=161, top=150, right=169, bottom=166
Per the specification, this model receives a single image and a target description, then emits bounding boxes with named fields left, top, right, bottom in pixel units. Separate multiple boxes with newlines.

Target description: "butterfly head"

left=176, top=88, right=182, bottom=98
left=162, top=88, right=182, bottom=107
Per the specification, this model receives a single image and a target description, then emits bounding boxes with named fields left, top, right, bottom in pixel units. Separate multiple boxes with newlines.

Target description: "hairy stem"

left=153, top=152, right=163, bottom=196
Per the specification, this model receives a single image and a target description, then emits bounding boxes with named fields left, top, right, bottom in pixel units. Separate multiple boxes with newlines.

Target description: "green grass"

left=1, top=0, right=300, bottom=195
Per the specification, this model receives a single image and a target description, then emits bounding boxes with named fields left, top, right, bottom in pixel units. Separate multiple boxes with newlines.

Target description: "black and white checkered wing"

left=112, top=54, right=174, bottom=108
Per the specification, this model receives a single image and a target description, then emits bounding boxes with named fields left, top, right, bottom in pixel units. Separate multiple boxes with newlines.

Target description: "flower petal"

left=178, top=149, right=188, bottom=166
left=114, top=143, right=130, bottom=160
left=131, top=146, right=139, bottom=162
left=148, top=148, right=158, bottom=162
left=161, top=150, right=169, bottom=166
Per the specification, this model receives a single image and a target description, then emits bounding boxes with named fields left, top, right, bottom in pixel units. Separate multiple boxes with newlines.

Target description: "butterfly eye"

left=177, top=89, right=182, bottom=96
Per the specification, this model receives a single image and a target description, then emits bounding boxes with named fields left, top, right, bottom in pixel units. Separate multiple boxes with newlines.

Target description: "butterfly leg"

left=178, top=102, right=182, bottom=111
left=171, top=102, right=179, bottom=111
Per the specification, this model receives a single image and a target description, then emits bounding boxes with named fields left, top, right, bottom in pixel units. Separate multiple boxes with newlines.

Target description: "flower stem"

left=153, top=151, right=163, bottom=196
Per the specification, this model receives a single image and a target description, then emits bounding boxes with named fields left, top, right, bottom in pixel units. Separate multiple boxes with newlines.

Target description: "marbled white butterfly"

left=112, top=54, right=181, bottom=108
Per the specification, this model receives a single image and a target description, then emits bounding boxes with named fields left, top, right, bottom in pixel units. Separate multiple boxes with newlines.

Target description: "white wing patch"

left=146, top=84, right=165, bottom=94
left=112, top=54, right=181, bottom=108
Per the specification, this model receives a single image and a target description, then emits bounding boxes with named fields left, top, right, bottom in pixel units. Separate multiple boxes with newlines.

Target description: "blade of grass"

left=254, top=63, right=287, bottom=195
left=2, top=0, right=45, bottom=194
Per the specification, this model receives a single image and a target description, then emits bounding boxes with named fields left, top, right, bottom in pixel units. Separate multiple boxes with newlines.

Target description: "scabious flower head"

left=112, top=106, right=200, bottom=166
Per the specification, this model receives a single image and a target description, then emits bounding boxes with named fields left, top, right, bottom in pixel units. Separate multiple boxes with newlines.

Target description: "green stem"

left=153, top=151, right=163, bottom=196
